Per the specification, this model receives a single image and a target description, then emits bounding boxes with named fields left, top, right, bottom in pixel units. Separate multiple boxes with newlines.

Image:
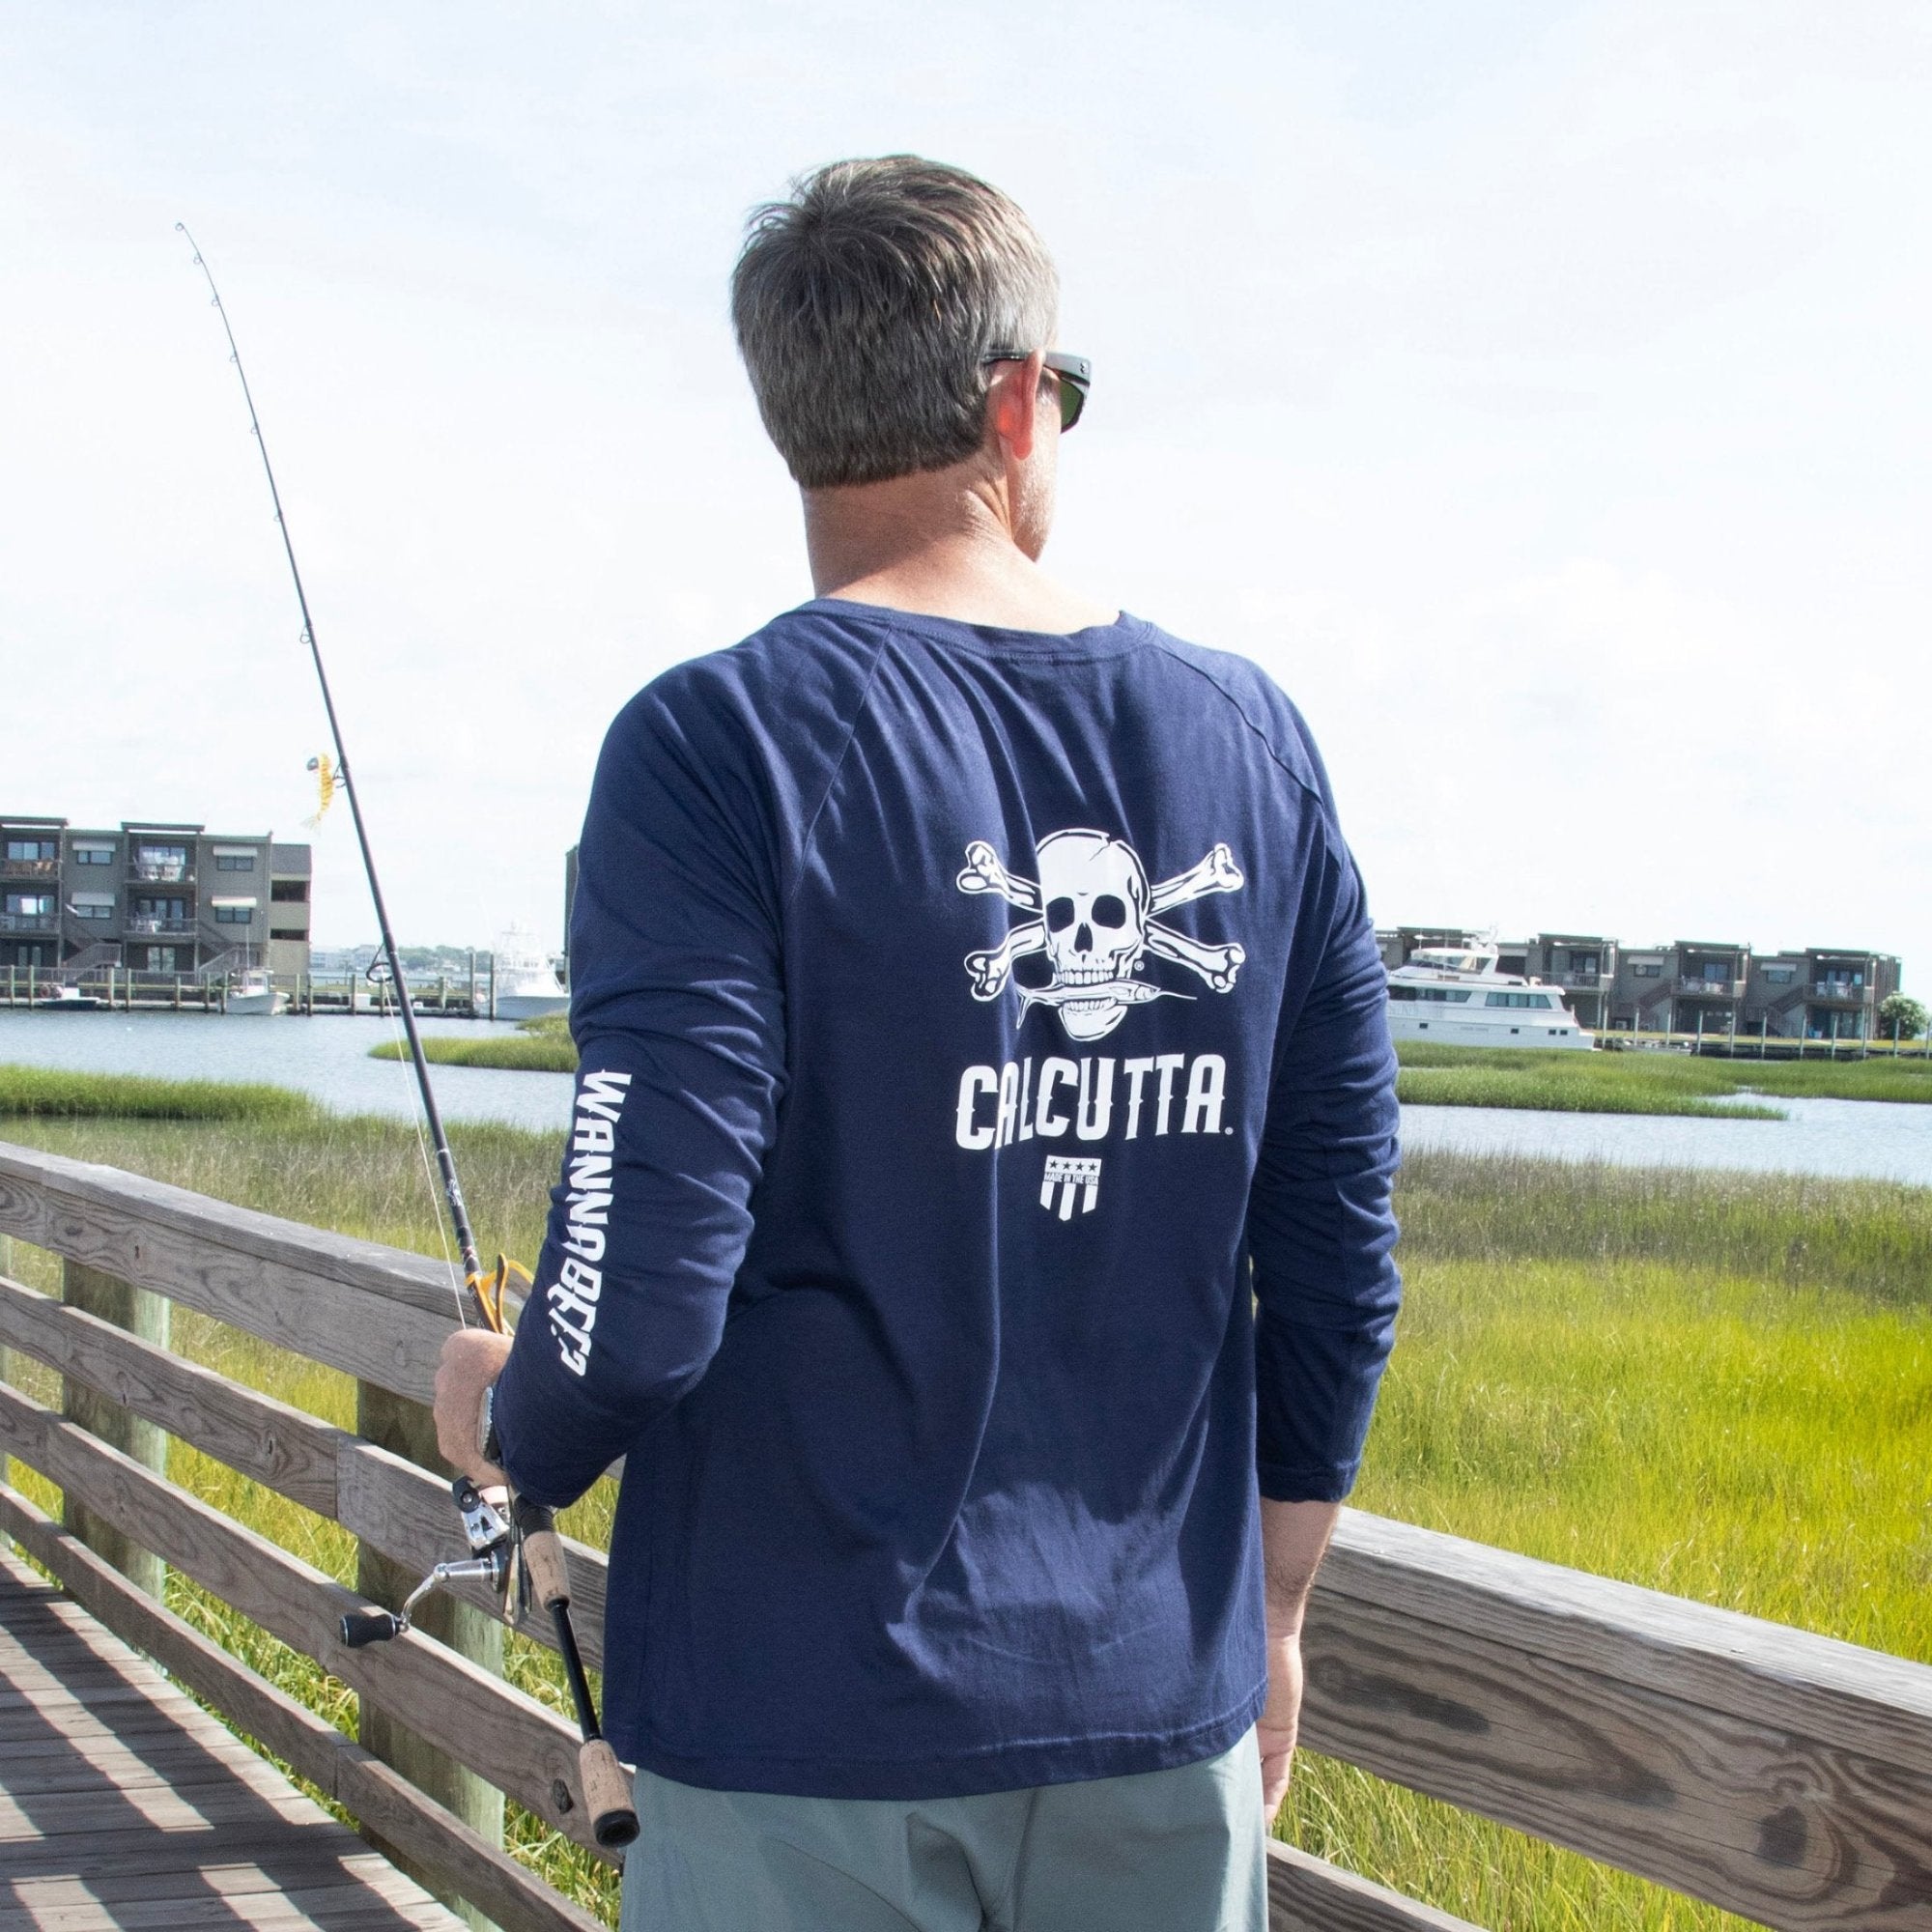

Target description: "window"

left=270, top=879, right=309, bottom=903
left=147, top=947, right=178, bottom=974
left=5, top=838, right=56, bottom=863
left=213, top=904, right=254, bottom=924
left=1632, top=962, right=1662, bottom=978
left=71, top=899, right=114, bottom=922
left=1569, top=952, right=1600, bottom=975
left=1762, top=966, right=1796, bottom=984
left=1486, top=991, right=1555, bottom=1009
left=72, top=844, right=114, bottom=866
left=215, top=853, right=256, bottom=872
left=270, top=926, right=307, bottom=942
left=5, top=894, right=54, bottom=917
left=1389, top=985, right=1472, bottom=1004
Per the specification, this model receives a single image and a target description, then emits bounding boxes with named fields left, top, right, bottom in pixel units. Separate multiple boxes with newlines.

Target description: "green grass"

left=0, top=1065, right=319, bottom=1121
left=1, top=1103, right=1926, bottom=1929
left=1397, top=1039, right=1932, bottom=1113
left=372, top=1011, right=578, bottom=1073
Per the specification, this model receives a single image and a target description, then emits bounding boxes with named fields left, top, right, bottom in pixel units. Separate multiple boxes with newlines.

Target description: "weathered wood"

left=0, top=1271, right=608, bottom=1664
left=1302, top=1551, right=1932, bottom=1930
left=0, top=1375, right=611, bottom=1859
left=1264, top=1841, right=1485, bottom=1930
left=0, top=1230, right=14, bottom=1492
left=357, top=1379, right=506, bottom=1932
left=0, top=1545, right=469, bottom=1932
left=0, top=1142, right=455, bottom=1404
left=0, top=1271, right=345, bottom=1516
left=0, top=1481, right=605, bottom=1932
left=1322, top=1511, right=1932, bottom=1780
left=60, top=1259, right=167, bottom=1599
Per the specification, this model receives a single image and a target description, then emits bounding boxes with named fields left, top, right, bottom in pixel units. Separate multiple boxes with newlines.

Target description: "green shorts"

left=618, top=1733, right=1267, bottom=1932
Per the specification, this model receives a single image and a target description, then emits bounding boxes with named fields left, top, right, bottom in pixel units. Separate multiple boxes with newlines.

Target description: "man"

left=436, top=156, right=1401, bottom=1932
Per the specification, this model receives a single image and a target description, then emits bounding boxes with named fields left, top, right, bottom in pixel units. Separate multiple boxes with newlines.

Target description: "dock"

left=0, top=1139, right=1926, bottom=1929
left=0, top=1551, right=464, bottom=1931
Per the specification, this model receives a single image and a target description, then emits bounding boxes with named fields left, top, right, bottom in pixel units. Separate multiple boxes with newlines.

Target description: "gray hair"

left=731, top=156, right=1059, bottom=489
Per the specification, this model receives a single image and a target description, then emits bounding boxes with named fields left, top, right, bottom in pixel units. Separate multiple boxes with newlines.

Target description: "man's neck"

left=804, top=472, right=1116, bottom=637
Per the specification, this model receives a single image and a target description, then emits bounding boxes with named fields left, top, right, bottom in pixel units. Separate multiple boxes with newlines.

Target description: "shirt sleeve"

left=490, top=680, right=787, bottom=1508
left=1245, top=811, right=1402, bottom=1504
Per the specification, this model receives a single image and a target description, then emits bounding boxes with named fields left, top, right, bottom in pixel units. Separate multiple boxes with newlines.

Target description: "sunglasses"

left=981, top=350, right=1092, bottom=432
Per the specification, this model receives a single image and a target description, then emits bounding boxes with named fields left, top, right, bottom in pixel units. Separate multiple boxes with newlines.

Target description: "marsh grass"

left=0, top=1065, right=317, bottom=1121
left=2, top=1102, right=1926, bottom=1928
left=371, top=1035, right=578, bottom=1072
left=1398, top=1039, right=1932, bottom=1112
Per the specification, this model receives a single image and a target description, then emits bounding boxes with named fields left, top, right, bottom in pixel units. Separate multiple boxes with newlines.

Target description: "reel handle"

left=580, top=1738, right=639, bottom=1849
left=340, top=1607, right=403, bottom=1647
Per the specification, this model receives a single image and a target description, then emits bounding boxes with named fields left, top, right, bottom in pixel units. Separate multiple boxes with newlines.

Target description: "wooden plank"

left=0, top=1273, right=344, bottom=1516
left=1299, top=1578, right=1932, bottom=1931
left=0, top=1276, right=607, bottom=1663
left=59, top=1262, right=169, bottom=1600
left=0, top=1484, right=608, bottom=1932
left=0, top=1552, right=468, bottom=1932
left=1265, top=1841, right=1485, bottom=1931
left=0, top=1381, right=612, bottom=1862
left=0, top=1143, right=455, bottom=1405
left=1324, top=1510, right=1932, bottom=1779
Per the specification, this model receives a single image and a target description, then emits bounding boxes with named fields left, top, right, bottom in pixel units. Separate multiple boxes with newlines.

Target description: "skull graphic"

left=1037, top=832, right=1150, bottom=1039
left=958, top=828, right=1246, bottom=1041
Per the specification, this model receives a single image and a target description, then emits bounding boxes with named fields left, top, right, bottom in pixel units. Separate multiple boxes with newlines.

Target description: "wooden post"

left=355, top=1381, right=505, bottom=1932
left=61, top=1260, right=169, bottom=1598
left=0, top=1232, right=13, bottom=1493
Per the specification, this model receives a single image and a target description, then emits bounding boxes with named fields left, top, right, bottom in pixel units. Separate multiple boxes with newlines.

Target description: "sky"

left=4, top=2, right=1929, bottom=970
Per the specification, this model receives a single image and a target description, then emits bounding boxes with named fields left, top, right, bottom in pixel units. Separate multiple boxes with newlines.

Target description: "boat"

left=491, top=925, right=569, bottom=1021
left=223, top=969, right=286, bottom=1015
left=32, top=984, right=104, bottom=1011
left=1385, top=943, right=1594, bottom=1049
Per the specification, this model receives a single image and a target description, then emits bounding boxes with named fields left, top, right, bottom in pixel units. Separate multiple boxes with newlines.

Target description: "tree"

left=1878, top=992, right=1927, bottom=1040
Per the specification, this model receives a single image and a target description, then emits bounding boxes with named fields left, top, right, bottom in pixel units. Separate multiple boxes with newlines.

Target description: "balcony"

left=125, top=917, right=195, bottom=938
left=129, top=861, right=193, bottom=886
left=1548, top=970, right=1603, bottom=988
left=0, top=913, right=57, bottom=934
left=1678, top=977, right=1746, bottom=998
left=1811, top=980, right=1869, bottom=1001
left=1, top=857, right=59, bottom=881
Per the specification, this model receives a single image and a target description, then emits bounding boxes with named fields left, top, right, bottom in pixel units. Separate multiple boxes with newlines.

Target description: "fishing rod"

left=177, top=224, right=639, bottom=1853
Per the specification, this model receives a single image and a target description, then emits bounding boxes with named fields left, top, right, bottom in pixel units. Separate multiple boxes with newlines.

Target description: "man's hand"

left=1257, top=1626, right=1306, bottom=1820
left=434, top=1328, right=514, bottom=1484
left=1256, top=1497, right=1340, bottom=1823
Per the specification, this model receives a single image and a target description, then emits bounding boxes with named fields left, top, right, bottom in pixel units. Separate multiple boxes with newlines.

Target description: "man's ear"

left=987, top=350, right=1047, bottom=464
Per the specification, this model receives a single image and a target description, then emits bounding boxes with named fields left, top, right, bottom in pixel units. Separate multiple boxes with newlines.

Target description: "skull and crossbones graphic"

left=958, top=829, right=1246, bottom=1041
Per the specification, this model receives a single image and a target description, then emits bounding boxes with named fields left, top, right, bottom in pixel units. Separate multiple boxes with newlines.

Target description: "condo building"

left=1, top=815, right=312, bottom=981
left=1378, top=927, right=1899, bottom=1040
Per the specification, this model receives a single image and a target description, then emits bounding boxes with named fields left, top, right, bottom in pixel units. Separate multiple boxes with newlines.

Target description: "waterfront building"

left=1375, top=923, right=1901, bottom=1040
left=0, top=814, right=311, bottom=982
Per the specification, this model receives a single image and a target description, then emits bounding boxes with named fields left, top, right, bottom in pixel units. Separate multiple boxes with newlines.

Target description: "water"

left=1403, top=1094, right=1932, bottom=1187
left=0, top=1010, right=575, bottom=1136
left=5, top=1011, right=1932, bottom=1187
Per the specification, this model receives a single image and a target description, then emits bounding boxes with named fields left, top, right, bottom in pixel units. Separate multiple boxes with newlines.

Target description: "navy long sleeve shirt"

left=490, top=600, right=1401, bottom=1799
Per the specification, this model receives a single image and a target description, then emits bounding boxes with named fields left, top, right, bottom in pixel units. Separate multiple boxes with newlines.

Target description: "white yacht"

left=1386, top=944, right=1593, bottom=1049
left=492, top=925, right=569, bottom=1021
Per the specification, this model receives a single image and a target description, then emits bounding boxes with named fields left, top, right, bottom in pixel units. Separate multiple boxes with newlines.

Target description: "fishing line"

left=175, top=221, right=481, bottom=1326
left=177, top=224, right=639, bottom=1852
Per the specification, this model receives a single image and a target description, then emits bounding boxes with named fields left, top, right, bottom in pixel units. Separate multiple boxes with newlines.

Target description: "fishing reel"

left=339, top=1473, right=513, bottom=1648
left=338, top=1473, right=640, bottom=1851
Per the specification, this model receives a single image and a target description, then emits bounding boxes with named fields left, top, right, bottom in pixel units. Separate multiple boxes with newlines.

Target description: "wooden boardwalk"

left=0, top=1554, right=465, bottom=1932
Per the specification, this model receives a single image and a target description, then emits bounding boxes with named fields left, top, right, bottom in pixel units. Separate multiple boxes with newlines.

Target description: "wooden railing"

left=0, top=1137, right=1926, bottom=1931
